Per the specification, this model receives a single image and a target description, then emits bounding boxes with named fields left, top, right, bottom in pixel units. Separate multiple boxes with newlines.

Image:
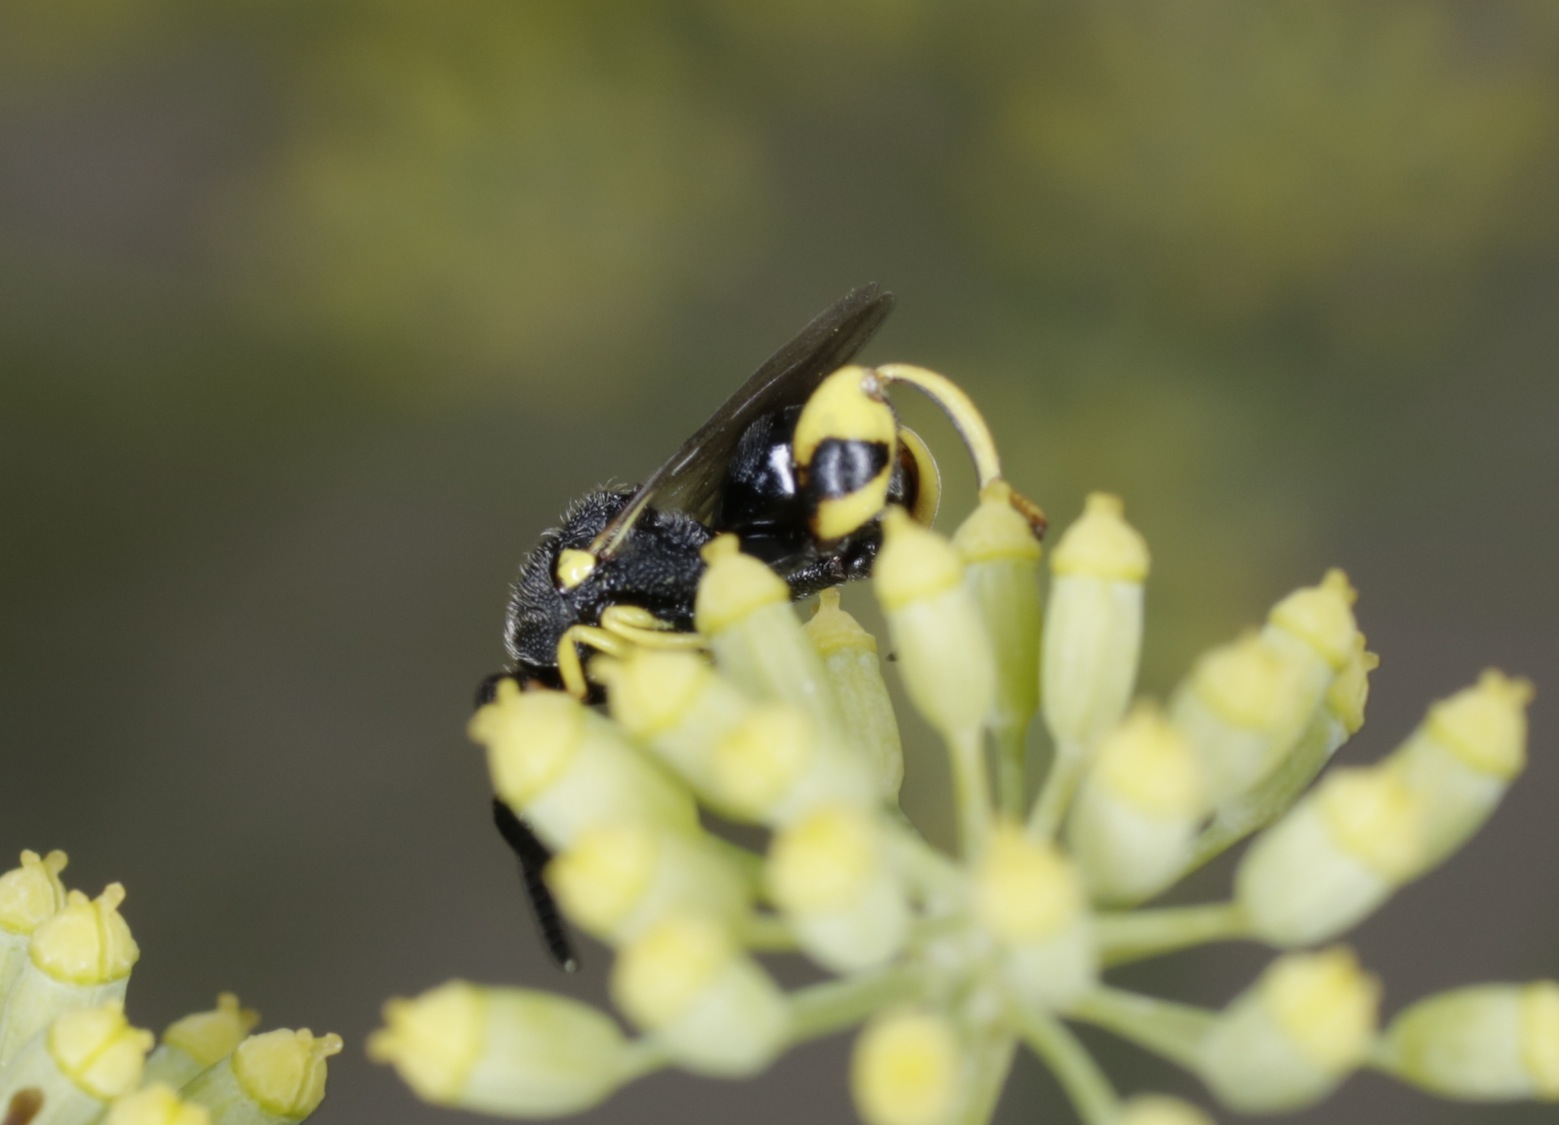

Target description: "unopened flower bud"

left=874, top=507, right=995, bottom=737
left=1042, top=493, right=1148, bottom=750
left=766, top=805, right=908, bottom=972
left=1237, top=766, right=1424, bottom=946
left=601, top=648, right=751, bottom=808
left=806, top=590, right=903, bottom=800
left=1, top=885, right=140, bottom=1065
left=1, top=1002, right=152, bottom=1125
left=712, top=704, right=875, bottom=825
left=547, top=824, right=749, bottom=945
left=1170, top=633, right=1311, bottom=807
left=696, top=535, right=840, bottom=725
left=0, top=850, right=68, bottom=1001
left=105, top=1085, right=210, bottom=1125
left=1380, top=982, right=1559, bottom=1101
left=971, top=824, right=1096, bottom=1008
left=144, top=994, right=261, bottom=1089
left=472, top=680, right=696, bottom=848
left=1262, top=570, right=1360, bottom=700
left=1067, top=706, right=1203, bottom=904
left=851, top=1009, right=962, bottom=1125
left=1387, top=670, right=1533, bottom=876
left=369, top=981, right=629, bottom=1115
left=184, top=1029, right=341, bottom=1125
left=955, top=481, right=1043, bottom=735
left=1198, top=948, right=1379, bottom=1112
left=611, top=913, right=787, bottom=1076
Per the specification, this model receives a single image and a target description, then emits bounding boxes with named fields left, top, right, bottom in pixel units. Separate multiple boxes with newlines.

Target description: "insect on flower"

left=477, top=285, right=1044, bottom=970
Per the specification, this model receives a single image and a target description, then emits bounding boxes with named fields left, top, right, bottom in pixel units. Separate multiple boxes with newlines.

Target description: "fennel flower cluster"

left=0, top=851, right=341, bottom=1125
left=373, top=483, right=1544, bottom=1124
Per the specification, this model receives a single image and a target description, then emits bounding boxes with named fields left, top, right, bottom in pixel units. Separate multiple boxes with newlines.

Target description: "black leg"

left=491, top=798, right=578, bottom=972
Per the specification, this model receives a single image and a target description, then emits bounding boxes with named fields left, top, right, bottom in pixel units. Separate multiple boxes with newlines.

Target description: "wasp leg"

left=491, top=798, right=577, bottom=972
left=873, top=363, right=1047, bottom=535
left=555, top=624, right=628, bottom=699
left=598, top=605, right=708, bottom=650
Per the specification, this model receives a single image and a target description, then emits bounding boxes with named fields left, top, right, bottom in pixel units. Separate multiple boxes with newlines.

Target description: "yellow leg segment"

left=557, top=609, right=708, bottom=698
left=556, top=625, right=628, bottom=699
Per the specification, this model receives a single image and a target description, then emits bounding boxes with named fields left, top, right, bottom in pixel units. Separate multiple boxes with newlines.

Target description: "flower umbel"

left=378, top=473, right=1542, bottom=1121
left=0, top=852, right=341, bottom=1125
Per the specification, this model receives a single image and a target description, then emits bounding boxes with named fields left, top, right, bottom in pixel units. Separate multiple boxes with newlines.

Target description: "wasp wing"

left=590, top=284, right=895, bottom=560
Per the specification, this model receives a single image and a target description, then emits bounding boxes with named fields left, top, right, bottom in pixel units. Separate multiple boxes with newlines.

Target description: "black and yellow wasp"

left=479, top=284, right=1043, bottom=968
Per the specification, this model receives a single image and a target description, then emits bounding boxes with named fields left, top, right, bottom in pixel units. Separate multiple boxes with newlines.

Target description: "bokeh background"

left=3, top=2, right=1557, bottom=1122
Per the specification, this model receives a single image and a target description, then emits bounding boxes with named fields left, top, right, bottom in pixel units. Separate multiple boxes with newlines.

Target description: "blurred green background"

left=2, top=3, right=1556, bottom=1122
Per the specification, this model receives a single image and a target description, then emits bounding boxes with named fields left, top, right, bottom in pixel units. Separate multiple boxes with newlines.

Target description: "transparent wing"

left=590, top=284, right=895, bottom=560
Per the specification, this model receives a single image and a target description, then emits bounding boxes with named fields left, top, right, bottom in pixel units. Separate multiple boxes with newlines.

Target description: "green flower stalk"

left=377, top=482, right=1544, bottom=1123
left=0, top=851, right=340, bottom=1125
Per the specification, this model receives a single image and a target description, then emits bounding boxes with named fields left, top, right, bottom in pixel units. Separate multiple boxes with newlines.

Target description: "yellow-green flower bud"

left=611, top=913, right=788, bottom=1076
left=0, top=850, right=68, bottom=1003
left=184, top=1029, right=341, bottom=1125
left=547, top=823, right=750, bottom=945
left=472, top=680, right=696, bottom=847
left=851, top=1009, right=962, bottom=1125
left=1237, top=766, right=1425, bottom=946
left=1066, top=705, right=1203, bottom=904
left=144, top=994, right=261, bottom=1089
left=1262, top=570, right=1360, bottom=700
left=1170, top=632, right=1312, bottom=807
left=696, top=535, right=840, bottom=726
left=105, top=1085, right=210, bottom=1125
left=1113, top=1095, right=1214, bottom=1125
left=1387, top=670, right=1533, bottom=876
left=601, top=649, right=751, bottom=808
left=971, top=824, right=1096, bottom=1008
left=0, top=885, right=140, bottom=1066
left=1042, top=493, right=1149, bottom=750
left=766, top=805, right=908, bottom=972
left=1, top=1002, right=152, bottom=1125
left=954, top=481, right=1043, bottom=735
left=369, top=981, right=630, bottom=1116
left=711, top=704, right=875, bottom=825
left=874, top=507, right=995, bottom=738
left=1380, top=982, right=1559, bottom=1101
left=806, top=590, right=903, bottom=800
left=1198, top=948, right=1379, bottom=1112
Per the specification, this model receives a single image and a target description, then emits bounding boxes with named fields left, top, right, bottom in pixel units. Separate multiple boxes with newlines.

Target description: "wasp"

left=479, top=285, right=1043, bottom=968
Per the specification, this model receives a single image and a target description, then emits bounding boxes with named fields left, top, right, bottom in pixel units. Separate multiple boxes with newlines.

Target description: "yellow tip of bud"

left=612, top=914, right=733, bottom=1029
left=1327, top=635, right=1379, bottom=734
left=49, top=1003, right=153, bottom=1100
left=851, top=1010, right=961, bottom=1125
left=695, top=534, right=788, bottom=633
left=767, top=805, right=880, bottom=913
left=548, top=825, right=657, bottom=935
left=30, top=883, right=140, bottom=985
left=874, top=507, right=965, bottom=610
left=805, top=589, right=877, bottom=655
left=1096, top=705, right=1201, bottom=816
left=1426, top=670, right=1533, bottom=780
left=712, top=705, right=814, bottom=816
left=1115, top=1095, right=1215, bottom=1125
left=1522, top=982, right=1559, bottom=1098
left=0, top=849, right=69, bottom=935
left=1190, top=633, right=1306, bottom=731
left=105, top=1084, right=211, bottom=1125
left=1319, top=767, right=1425, bottom=880
left=1051, top=493, right=1149, bottom=581
left=953, top=485, right=1042, bottom=564
left=369, top=982, right=482, bottom=1103
left=232, top=1029, right=342, bottom=1120
left=972, top=824, right=1084, bottom=942
left=472, top=687, right=582, bottom=805
left=605, top=649, right=712, bottom=739
left=162, top=994, right=262, bottom=1069
left=1268, top=570, right=1360, bottom=670
left=1264, top=947, right=1380, bottom=1072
